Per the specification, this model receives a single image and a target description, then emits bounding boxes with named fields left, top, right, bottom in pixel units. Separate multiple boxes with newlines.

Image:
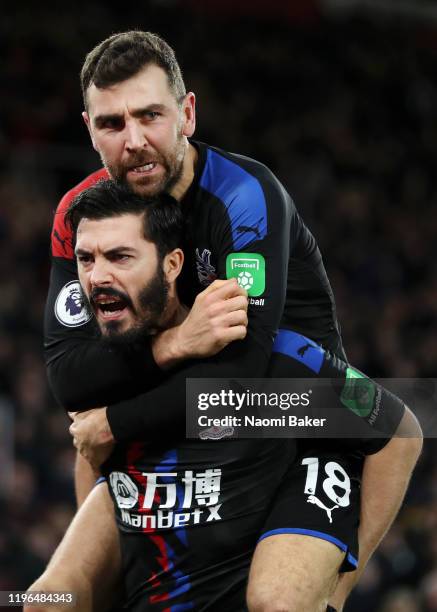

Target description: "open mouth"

left=130, top=162, right=158, bottom=174
left=93, top=295, right=129, bottom=319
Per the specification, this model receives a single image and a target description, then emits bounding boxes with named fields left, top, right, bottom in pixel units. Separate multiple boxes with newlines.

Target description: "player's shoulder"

left=197, top=142, right=294, bottom=245
left=56, top=168, right=110, bottom=214
left=201, top=142, right=286, bottom=196
left=52, top=168, right=109, bottom=259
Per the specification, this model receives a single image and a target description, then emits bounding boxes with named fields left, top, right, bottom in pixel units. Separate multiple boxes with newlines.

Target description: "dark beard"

left=79, top=267, right=170, bottom=353
left=102, top=267, right=170, bottom=352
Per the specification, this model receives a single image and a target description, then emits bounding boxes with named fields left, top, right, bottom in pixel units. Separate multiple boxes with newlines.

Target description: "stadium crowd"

left=1, top=3, right=436, bottom=609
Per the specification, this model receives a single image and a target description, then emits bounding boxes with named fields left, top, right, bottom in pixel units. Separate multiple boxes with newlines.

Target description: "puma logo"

left=236, top=217, right=264, bottom=240
left=307, top=495, right=339, bottom=523
left=297, top=343, right=314, bottom=357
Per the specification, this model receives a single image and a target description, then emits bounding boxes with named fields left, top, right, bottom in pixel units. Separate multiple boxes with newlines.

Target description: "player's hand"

left=68, top=408, right=115, bottom=470
left=151, top=278, right=248, bottom=368
left=177, top=278, right=249, bottom=357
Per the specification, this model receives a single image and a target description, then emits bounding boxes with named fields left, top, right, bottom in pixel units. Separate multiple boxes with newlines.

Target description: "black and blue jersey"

left=106, top=438, right=294, bottom=611
left=102, top=326, right=407, bottom=610
left=44, top=140, right=404, bottom=609
left=45, top=140, right=344, bottom=439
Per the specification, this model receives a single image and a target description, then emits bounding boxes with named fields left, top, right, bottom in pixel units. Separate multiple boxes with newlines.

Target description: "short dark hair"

left=65, top=180, right=184, bottom=261
left=81, top=30, right=186, bottom=109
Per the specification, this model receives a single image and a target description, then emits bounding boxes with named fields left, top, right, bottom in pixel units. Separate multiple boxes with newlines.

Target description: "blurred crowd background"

left=1, top=1, right=436, bottom=610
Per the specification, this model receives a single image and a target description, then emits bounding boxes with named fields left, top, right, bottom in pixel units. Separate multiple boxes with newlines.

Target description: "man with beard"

left=29, top=180, right=420, bottom=611
left=41, top=181, right=334, bottom=610
left=42, top=31, right=422, bottom=611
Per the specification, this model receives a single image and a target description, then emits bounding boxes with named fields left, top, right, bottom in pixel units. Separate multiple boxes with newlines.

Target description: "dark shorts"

left=259, top=442, right=362, bottom=572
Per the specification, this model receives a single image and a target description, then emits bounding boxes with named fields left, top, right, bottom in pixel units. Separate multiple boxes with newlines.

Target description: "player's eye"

left=99, top=118, right=124, bottom=130
left=143, top=111, right=160, bottom=121
left=110, top=120, right=124, bottom=129
left=109, top=253, right=130, bottom=262
left=77, top=255, right=92, bottom=264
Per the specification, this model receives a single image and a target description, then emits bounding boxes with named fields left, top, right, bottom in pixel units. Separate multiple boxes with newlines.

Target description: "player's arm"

left=105, top=171, right=292, bottom=442
left=74, top=450, right=102, bottom=508
left=151, top=278, right=250, bottom=369
left=246, top=341, right=423, bottom=612
left=45, top=182, right=248, bottom=411
left=45, top=254, right=165, bottom=410
left=246, top=410, right=423, bottom=612
left=47, top=258, right=248, bottom=407
left=314, top=346, right=424, bottom=609
left=330, top=408, right=423, bottom=611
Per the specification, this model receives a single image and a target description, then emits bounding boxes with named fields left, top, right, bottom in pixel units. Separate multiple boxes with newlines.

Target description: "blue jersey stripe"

left=273, top=329, right=325, bottom=374
left=167, top=581, right=192, bottom=599
left=155, top=450, right=193, bottom=608
left=170, top=603, right=195, bottom=611
left=200, top=149, right=267, bottom=249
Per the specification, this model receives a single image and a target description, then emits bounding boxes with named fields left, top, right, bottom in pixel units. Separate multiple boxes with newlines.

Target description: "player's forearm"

left=359, top=418, right=422, bottom=563
left=151, top=326, right=186, bottom=370
left=107, top=334, right=270, bottom=442
left=330, top=408, right=423, bottom=610
left=151, top=279, right=249, bottom=370
left=46, top=340, right=162, bottom=411
left=74, top=451, right=101, bottom=508
left=356, top=408, right=422, bottom=568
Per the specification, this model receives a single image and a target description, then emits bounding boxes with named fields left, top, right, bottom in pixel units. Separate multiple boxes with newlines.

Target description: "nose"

left=90, top=259, right=113, bottom=287
left=125, top=119, right=147, bottom=152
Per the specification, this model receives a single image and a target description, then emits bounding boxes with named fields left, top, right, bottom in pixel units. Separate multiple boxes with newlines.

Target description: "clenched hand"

left=68, top=408, right=115, bottom=470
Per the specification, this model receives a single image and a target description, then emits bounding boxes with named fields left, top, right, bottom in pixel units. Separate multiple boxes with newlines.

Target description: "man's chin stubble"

left=100, top=319, right=160, bottom=354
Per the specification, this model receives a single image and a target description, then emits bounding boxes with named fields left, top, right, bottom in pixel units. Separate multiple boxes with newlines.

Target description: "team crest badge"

left=195, top=248, right=217, bottom=286
left=54, top=280, right=92, bottom=327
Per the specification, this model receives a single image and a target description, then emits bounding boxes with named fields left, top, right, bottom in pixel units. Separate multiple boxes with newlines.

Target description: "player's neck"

left=170, top=142, right=198, bottom=202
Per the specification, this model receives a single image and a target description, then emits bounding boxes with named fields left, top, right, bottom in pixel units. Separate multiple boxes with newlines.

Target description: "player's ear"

left=82, top=111, right=99, bottom=152
left=163, top=248, right=184, bottom=283
left=181, top=92, right=196, bottom=137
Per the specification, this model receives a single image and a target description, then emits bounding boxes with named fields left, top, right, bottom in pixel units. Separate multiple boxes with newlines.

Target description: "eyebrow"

left=75, top=246, right=138, bottom=256
left=93, top=104, right=168, bottom=128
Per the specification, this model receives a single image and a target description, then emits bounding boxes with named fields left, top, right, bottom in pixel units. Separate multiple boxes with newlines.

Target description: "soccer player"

left=29, top=180, right=419, bottom=611
left=65, top=183, right=298, bottom=610
left=41, top=31, right=422, bottom=610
